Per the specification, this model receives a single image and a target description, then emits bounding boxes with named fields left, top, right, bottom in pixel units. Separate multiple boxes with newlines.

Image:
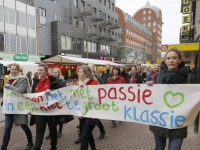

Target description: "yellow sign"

left=183, top=6, right=191, bottom=14
left=183, top=0, right=191, bottom=5
left=182, top=15, right=191, bottom=23
left=68, top=70, right=71, bottom=76
left=146, top=62, right=151, bottom=64
left=167, top=44, right=199, bottom=51
left=182, top=25, right=190, bottom=32
left=5, top=75, right=9, bottom=79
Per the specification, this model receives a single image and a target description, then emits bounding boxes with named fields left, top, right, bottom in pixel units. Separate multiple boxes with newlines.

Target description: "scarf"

left=9, top=74, right=31, bottom=93
left=159, top=62, right=190, bottom=84
left=79, top=78, right=90, bottom=86
left=130, top=73, right=136, bottom=83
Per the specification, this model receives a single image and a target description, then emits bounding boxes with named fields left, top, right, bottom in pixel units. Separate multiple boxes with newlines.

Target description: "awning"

left=40, top=55, right=124, bottom=66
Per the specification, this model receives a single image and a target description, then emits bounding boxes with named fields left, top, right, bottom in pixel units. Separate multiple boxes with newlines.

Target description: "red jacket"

left=86, top=80, right=99, bottom=85
left=106, top=75, right=126, bottom=84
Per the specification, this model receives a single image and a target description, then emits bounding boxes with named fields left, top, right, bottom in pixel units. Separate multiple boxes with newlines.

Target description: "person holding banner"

left=77, top=65, right=99, bottom=150
left=1, top=63, right=34, bottom=150
left=30, top=64, right=64, bottom=150
left=126, top=65, right=143, bottom=84
left=45, top=68, right=66, bottom=139
left=146, top=47, right=194, bottom=150
left=107, top=67, right=126, bottom=128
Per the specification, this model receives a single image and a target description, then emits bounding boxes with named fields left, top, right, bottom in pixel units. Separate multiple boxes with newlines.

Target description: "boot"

left=50, top=146, right=57, bottom=150
left=25, top=143, right=34, bottom=150
left=75, top=137, right=81, bottom=144
left=111, top=122, right=116, bottom=128
left=99, top=130, right=106, bottom=139
left=45, top=132, right=51, bottom=139
left=57, top=131, right=62, bottom=138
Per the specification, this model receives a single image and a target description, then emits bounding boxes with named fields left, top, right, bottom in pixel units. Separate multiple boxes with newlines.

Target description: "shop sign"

left=183, top=6, right=191, bottom=14
left=182, top=25, right=190, bottom=32
left=182, top=15, right=190, bottom=23
left=40, top=55, right=45, bottom=58
left=13, top=54, right=29, bottom=61
left=183, top=0, right=191, bottom=5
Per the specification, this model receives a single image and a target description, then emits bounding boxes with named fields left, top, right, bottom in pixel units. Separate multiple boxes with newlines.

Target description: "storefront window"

left=0, top=33, right=4, bottom=52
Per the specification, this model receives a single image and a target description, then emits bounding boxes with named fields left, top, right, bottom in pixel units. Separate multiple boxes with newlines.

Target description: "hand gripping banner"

left=3, top=84, right=200, bottom=129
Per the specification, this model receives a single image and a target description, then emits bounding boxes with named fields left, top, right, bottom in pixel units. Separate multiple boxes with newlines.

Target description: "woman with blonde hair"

left=1, top=63, right=33, bottom=150
left=77, top=65, right=99, bottom=150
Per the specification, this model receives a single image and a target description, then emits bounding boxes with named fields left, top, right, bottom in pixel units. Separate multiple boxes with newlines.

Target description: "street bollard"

left=193, top=112, right=199, bottom=133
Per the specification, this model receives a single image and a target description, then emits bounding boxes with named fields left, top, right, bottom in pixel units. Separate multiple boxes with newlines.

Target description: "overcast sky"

left=116, top=0, right=182, bottom=45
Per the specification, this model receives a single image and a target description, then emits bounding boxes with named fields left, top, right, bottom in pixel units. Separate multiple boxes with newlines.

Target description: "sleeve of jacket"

left=61, top=80, right=67, bottom=87
left=101, top=71, right=104, bottom=79
left=9, top=78, right=27, bottom=94
left=122, top=77, right=126, bottom=83
left=146, top=71, right=152, bottom=82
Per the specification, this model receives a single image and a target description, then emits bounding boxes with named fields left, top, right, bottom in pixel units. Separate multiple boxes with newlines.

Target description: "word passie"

left=124, top=106, right=186, bottom=128
left=98, top=85, right=152, bottom=105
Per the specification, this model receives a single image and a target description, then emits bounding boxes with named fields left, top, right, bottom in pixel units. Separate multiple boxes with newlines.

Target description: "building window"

left=17, top=35, right=27, bottom=54
left=148, top=10, right=151, bottom=14
left=99, top=0, right=102, bottom=3
left=74, top=17, right=78, bottom=26
left=39, top=8, right=46, bottom=25
left=84, top=41, right=97, bottom=53
left=148, top=22, right=151, bottom=27
left=61, top=35, right=72, bottom=50
left=148, top=16, right=151, bottom=20
left=118, top=35, right=122, bottom=43
left=143, top=10, right=146, bottom=14
left=17, top=11, right=26, bottom=27
left=55, top=13, right=61, bottom=21
left=112, top=3, right=114, bottom=11
left=81, top=20, right=84, bottom=28
left=74, top=0, right=78, bottom=8
left=28, top=37, right=36, bottom=54
left=27, top=15, right=36, bottom=29
left=153, top=21, right=156, bottom=26
left=5, top=7, right=15, bottom=25
left=6, top=33, right=16, bottom=53
left=108, top=0, right=110, bottom=8
left=143, top=23, right=146, bottom=26
left=0, top=6, right=3, bottom=22
left=143, top=16, right=146, bottom=20
left=153, top=27, right=156, bottom=33
left=104, top=0, right=106, bottom=6
left=0, top=33, right=4, bottom=52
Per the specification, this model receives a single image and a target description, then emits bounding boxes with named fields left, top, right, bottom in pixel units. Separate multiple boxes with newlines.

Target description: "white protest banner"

left=3, top=84, right=200, bottom=129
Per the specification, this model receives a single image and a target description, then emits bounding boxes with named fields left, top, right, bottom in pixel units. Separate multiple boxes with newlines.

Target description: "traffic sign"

left=161, top=45, right=168, bottom=52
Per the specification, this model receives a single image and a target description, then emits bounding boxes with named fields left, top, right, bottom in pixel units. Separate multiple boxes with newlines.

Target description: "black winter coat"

left=126, top=73, right=143, bottom=84
left=149, top=72, right=194, bottom=139
left=101, top=70, right=111, bottom=84
left=30, top=76, right=67, bottom=126
left=121, top=71, right=128, bottom=81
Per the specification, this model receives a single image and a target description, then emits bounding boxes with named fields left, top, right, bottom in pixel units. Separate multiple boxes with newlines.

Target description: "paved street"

left=0, top=115, right=200, bottom=150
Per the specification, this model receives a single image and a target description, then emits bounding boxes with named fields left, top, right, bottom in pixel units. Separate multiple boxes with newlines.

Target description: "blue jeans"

left=80, top=118, right=96, bottom=150
left=1, top=114, right=33, bottom=150
left=154, top=134, right=183, bottom=150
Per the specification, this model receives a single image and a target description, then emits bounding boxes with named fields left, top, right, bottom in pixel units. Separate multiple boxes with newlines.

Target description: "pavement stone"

left=0, top=117, right=199, bottom=150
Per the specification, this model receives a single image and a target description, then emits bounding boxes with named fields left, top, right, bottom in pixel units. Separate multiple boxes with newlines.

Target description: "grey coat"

left=6, top=77, right=29, bottom=124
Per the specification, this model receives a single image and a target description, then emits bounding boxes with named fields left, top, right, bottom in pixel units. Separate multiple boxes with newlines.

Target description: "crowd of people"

left=0, top=47, right=197, bottom=150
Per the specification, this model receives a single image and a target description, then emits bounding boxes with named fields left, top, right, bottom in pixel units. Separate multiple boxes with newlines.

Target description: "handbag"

left=59, top=115, right=74, bottom=124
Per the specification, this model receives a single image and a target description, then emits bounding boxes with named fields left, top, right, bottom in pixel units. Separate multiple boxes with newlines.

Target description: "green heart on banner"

left=164, top=91, right=184, bottom=109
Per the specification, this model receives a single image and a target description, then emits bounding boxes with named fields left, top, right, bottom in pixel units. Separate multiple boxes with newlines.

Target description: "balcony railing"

left=102, top=17, right=114, bottom=26
left=110, top=22, right=121, bottom=29
left=88, top=27, right=100, bottom=37
left=78, top=6, right=93, bottom=17
left=39, top=16, right=46, bottom=25
left=107, top=35, right=117, bottom=42
left=97, top=31, right=109, bottom=40
left=92, top=13, right=104, bottom=22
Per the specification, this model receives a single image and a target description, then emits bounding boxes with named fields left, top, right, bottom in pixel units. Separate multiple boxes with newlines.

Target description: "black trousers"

left=34, top=115, right=57, bottom=150
left=80, top=118, right=96, bottom=150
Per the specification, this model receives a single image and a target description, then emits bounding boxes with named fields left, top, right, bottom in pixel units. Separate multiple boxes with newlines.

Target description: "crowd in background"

left=0, top=47, right=198, bottom=150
